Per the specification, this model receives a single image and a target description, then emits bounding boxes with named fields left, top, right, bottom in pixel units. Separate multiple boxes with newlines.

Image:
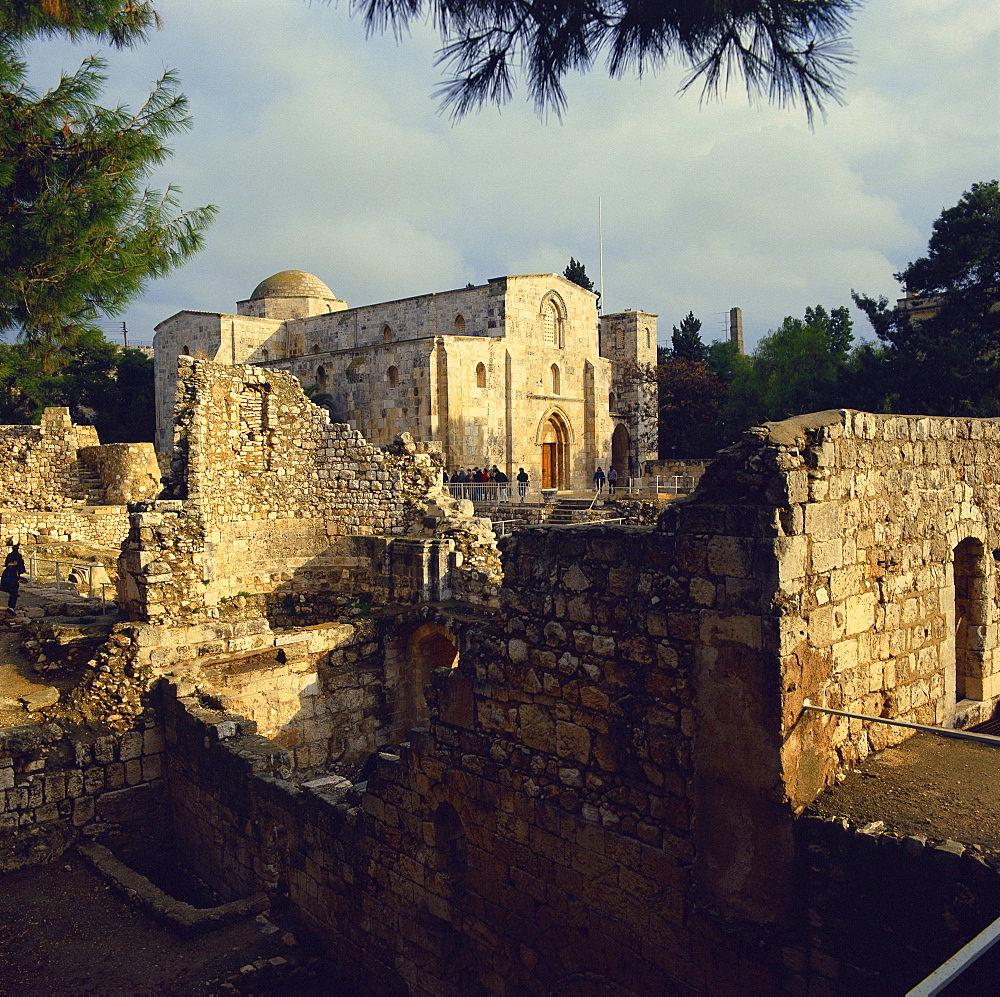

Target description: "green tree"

left=0, top=334, right=155, bottom=441
left=657, top=356, right=727, bottom=457
left=670, top=311, right=706, bottom=364
left=344, top=0, right=855, bottom=118
left=563, top=257, right=594, bottom=292
left=853, top=181, right=1000, bottom=416
left=724, top=304, right=854, bottom=426
left=0, top=2, right=215, bottom=357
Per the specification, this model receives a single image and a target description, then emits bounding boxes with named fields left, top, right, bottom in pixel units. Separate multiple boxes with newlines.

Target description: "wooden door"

left=541, top=443, right=556, bottom=488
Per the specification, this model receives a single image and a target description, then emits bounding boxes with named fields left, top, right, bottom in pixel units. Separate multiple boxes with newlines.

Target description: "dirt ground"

left=807, top=731, right=1000, bottom=852
left=0, top=851, right=347, bottom=996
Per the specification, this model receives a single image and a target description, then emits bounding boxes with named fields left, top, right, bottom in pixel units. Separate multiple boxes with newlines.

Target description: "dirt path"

left=0, top=626, right=50, bottom=729
left=0, top=852, right=343, bottom=996
left=807, top=731, right=1000, bottom=851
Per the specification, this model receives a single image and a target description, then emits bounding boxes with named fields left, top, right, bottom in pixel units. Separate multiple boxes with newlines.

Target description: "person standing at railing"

left=1, top=544, right=25, bottom=613
left=494, top=466, right=510, bottom=502
left=517, top=467, right=529, bottom=501
left=608, top=466, right=617, bottom=496
left=593, top=466, right=605, bottom=493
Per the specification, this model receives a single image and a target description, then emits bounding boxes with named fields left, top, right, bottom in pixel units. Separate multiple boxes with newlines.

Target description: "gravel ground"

left=806, top=731, right=1000, bottom=851
left=0, top=852, right=347, bottom=996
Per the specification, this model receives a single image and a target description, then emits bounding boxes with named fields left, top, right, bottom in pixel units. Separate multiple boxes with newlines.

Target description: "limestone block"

left=775, top=536, right=808, bottom=583
left=699, top=612, right=762, bottom=650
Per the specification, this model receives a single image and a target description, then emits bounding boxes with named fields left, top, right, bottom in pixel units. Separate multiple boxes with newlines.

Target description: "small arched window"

left=542, top=302, right=557, bottom=345
left=609, top=392, right=616, bottom=411
left=316, top=365, right=327, bottom=389
left=182, top=344, right=191, bottom=356
left=645, top=327, right=651, bottom=349
left=261, top=348, right=269, bottom=362
left=475, top=362, right=486, bottom=389
left=454, top=314, right=466, bottom=335
left=551, top=364, right=560, bottom=395
left=312, top=343, right=321, bottom=355
left=387, top=365, right=398, bottom=388
left=383, top=324, right=393, bottom=343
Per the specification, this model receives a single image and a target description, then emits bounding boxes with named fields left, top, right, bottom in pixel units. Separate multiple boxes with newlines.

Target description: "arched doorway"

left=954, top=538, right=987, bottom=703
left=539, top=412, right=570, bottom=489
left=401, top=624, right=459, bottom=732
left=611, top=424, right=630, bottom=479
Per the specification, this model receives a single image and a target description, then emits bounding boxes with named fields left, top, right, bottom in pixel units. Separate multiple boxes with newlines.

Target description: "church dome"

left=250, top=270, right=335, bottom=300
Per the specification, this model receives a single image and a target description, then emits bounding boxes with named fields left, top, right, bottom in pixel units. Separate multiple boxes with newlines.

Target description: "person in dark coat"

left=516, top=468, right=529, bottom=501
left=2, top=544, right=25, bottom=612
left=593, top=466, right=606, bottom=493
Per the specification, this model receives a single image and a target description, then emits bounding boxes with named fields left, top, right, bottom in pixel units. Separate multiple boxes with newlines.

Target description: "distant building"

left=154, top=270, right=657, bottom=490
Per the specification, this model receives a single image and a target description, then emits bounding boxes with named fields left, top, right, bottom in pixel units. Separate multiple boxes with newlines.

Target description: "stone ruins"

left=3, top=361, right=1000, bottom=994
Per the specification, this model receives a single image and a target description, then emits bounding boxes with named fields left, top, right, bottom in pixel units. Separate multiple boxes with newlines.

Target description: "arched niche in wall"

left=400, top=623, right=458, bottom=732
left=954, top=537, right=989, bottom=703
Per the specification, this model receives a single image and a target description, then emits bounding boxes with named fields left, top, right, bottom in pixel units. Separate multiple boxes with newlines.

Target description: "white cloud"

left=20, top=0, right=998, bottom=353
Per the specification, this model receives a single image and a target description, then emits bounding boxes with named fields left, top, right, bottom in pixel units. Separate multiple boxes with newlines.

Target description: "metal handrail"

left=27, top=555, right=112, bottom=611
left=906, top=914, right=1000, bottom=995
left=801, top=700, right=1000, bottom=747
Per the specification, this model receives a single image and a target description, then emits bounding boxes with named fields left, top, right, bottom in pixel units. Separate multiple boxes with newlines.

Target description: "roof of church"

left=249, top=270, right=336, bottom=300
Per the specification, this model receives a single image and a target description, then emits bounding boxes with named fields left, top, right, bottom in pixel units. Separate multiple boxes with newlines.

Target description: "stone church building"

left=153, top=270, right=657, bottom=489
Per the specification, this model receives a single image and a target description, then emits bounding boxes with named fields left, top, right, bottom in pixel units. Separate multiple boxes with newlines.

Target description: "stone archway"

left=539, top=412, right=570, bottom=489
left=400, top=623, right=459, bottom=732
left=954, top=537, right=987, bottom=703
left=611, top=424, right=630, bottom=479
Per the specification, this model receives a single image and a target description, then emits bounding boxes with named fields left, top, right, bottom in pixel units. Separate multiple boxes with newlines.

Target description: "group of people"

left=592, top=466, right=619, bottom=495
left=444, top=466, right=530, bottom=502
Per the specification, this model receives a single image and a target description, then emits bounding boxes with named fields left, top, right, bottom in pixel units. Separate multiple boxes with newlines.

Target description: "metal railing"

left=446, top=482, right=540, bottom=505
left=614, top=474, right=698, bottom=496
left=26, top=555, right=113, bottom=612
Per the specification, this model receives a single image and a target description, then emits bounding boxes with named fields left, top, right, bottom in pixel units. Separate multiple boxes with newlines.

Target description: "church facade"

left=153, top=270, right=657, bottom=491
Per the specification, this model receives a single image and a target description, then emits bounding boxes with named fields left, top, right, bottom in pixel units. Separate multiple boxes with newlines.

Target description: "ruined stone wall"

left=160, top=517, right=790, bottom=994
left=152, top=311, right=283, bottom=451
left=0, top=507, right=129, bottom=549
left=78, top=442, right=161, bottom=505
left=794, top=813, right=1000, bottom=993
left=121, top=361, right=442, bottom=616
left=701, top=411, right=1000, bottom=805
left=0, top=408, right=99, bottom=509
left=0, top=719, right=167, bottom=871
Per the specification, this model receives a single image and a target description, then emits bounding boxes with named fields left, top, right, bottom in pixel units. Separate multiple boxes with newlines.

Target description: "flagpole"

left=599, top=197, right=605, bottom=315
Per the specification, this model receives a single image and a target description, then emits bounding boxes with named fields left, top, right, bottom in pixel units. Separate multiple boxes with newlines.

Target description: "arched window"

left=454, top=314, right=466, bottom=335
left=316, top=365, right=327, bottom=390
left=182, top=344, right=191, bottom=356
left=291, top=333, right=303, bottom=356
left=540, top=294, right=565, bottom=347
left=475, top=362, right=486, bottom=389
left=261, top=348, right=269, bottom=362
left=383, top=324, right=393, bottom=343
left=645, top=327, right=651, bottom=349
left=551, top=364, right=560, bottom=395
left=387, top=365, right=398, bottom=388
left=609, top=392, right=616, bottom=411
left=312, top=343, right=321, bottom=355
left=542, top=302, right=557, bottom=345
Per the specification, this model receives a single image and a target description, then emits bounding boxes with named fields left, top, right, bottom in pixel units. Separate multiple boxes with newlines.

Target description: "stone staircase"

left=77, top=465, right=106, bottom=505
left=546, top=496, right=596, bottom=525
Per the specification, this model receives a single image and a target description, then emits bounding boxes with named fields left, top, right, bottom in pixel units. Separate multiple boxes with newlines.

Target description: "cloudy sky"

left=26, top=0, right=1000, bottom=351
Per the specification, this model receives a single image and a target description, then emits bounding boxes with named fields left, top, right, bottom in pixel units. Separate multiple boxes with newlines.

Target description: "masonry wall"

left=717, top=411, right=1000, bottom=805
left=0, top=719, right=167, bottom=871
left=161, top=518, right=791, bottom=995
left=794, top=814, right=1000, bottom=993
left=78, top=442, right=161, bottom=505
left=0, top=408, right=99, bottom=509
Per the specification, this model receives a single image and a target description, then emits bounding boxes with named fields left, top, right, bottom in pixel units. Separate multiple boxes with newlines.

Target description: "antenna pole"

left=599, top=197, right=605, bottom=315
